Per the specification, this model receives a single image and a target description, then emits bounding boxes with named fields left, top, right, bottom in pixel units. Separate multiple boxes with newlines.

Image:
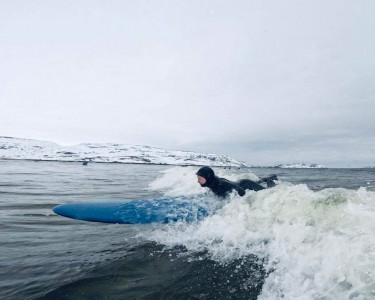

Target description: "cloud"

left=0, top=0, right=374, bottom=166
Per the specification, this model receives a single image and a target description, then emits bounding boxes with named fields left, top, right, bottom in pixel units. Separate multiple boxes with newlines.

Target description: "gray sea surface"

left=0, top=160, right=374, bottom=299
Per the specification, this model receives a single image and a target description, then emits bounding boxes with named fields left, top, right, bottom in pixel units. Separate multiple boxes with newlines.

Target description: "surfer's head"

left=196, top=166, right=215, bottom=187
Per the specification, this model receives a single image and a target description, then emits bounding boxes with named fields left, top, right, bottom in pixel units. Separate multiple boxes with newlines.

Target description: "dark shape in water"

left=257, top=174, right=278, bottom=188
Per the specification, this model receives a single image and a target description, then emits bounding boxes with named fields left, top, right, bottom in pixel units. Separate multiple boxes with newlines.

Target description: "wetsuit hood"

left=196, top=166, right=216, bottom=187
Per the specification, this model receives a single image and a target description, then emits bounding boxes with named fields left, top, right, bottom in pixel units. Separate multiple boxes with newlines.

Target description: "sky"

left=1, top=0, right=374, bottom=167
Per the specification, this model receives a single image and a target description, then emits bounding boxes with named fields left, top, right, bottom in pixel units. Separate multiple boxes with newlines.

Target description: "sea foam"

left=148, top=166, right=259, bottom=197
left=146, top=167, right=375, bottom=299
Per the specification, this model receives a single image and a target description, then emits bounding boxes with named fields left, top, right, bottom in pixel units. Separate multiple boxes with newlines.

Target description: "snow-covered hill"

left=274, top=163, right=327, bottom=169
left=0, top=137, right=250, bottom=167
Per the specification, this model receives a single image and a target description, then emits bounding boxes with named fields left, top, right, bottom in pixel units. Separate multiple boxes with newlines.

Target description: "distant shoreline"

left=2, top=158, right=371, bottom=169
left=0, top=157, right=247, bottom=168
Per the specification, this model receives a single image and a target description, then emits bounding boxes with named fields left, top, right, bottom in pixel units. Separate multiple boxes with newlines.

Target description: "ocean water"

left=1, top=160, right=374, bottom=300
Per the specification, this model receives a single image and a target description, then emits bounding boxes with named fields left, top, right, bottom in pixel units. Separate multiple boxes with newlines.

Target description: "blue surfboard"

left=53, top=197, right=211, bottom=224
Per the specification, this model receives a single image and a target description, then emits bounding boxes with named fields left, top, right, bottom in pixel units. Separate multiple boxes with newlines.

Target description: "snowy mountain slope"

left=0, top=137, right=249, bottom=167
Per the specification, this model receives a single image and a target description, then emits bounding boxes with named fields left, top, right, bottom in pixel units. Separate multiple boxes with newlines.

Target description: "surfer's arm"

left=216, top=181, right=245, bottom=197
left=232, top=184, right=246, bottom=197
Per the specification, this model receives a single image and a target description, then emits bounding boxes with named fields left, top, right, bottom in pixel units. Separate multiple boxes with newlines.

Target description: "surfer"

left=196, top=166, right=277, bottom=198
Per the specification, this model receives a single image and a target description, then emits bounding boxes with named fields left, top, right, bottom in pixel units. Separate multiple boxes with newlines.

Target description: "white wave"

left=145, top=170, right=375, bottom=299
left=148, top=167, right=205, bottom=197
left=258, top=186, right=375, bottom=300
left=148, top=166, right=259, bottom=197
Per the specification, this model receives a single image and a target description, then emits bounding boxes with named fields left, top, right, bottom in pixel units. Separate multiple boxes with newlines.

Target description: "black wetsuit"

left=196, top=166, right=270, bottom=198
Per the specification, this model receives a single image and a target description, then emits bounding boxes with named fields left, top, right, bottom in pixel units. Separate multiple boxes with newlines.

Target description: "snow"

left=0, top=137, right=249, bottom=167
left=275, top=163, right=327, bottom=169
left=0, top=137, right=327, bottom=168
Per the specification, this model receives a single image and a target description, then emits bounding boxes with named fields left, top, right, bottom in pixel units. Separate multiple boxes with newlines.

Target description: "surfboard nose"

left=52, top=204, right=71, bottom=217
left=53, top=203, right=85, bottom=219
left=52, top=202, right=122, bottom=223
left=52, top=204, right=60, bottom=214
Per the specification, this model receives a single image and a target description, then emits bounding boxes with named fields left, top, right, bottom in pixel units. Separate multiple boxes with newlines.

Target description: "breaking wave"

left=146, top=167, right=375, bottom=299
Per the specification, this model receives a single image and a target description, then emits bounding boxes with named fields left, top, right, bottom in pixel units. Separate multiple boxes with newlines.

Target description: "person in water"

left=196, top=166, right=277, bottom=198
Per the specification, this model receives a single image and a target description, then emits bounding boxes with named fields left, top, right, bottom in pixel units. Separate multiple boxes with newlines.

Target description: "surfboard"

left=52, top=197, right=209, bottom=224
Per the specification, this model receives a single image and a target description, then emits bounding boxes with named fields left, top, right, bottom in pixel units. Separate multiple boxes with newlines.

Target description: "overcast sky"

left=1, top=0, right=374, bottom=167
